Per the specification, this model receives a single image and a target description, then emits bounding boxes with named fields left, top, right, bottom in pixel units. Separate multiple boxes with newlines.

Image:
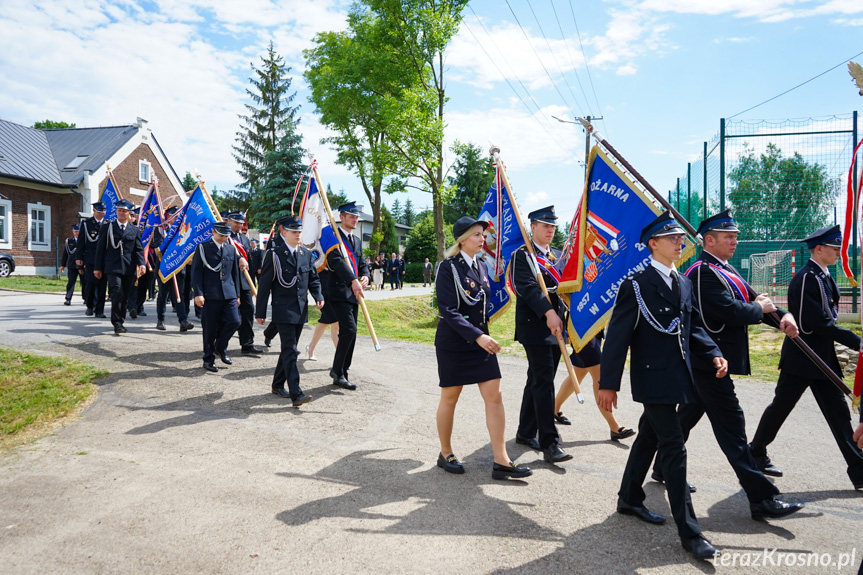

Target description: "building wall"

left=0, top=180, right=80, bottom=274
left=96, top=143, right=183, bottom=209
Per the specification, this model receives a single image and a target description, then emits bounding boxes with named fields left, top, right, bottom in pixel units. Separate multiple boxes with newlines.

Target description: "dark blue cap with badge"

left=277, top=214, right=303, bottom=230
left=164, top=206, right=180, bottom=217
left=71, top=224, right=80, bottom=231
left=697, top=209, right=739, bottom=236
left=92, top=201, right=107, bottom=212
left=115, top=199, right=134, bottom=211
left=213, top=221, right=231, bottom=236
left=452, top=216, right=489, bottom=239
left=338, top=201, right=361, bottom=215
left=528, top=205, right=558, bottom=225
left=802, top=225, right=842, bottom=249
left=640, top=211, right=685, bottom=245
left=227, top=212, right=245, bottom=223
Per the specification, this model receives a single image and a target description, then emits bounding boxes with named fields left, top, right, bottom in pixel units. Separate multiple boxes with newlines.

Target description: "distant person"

left=389, top=252, right=400, bottom=290
left=422, top=257, right=433, bottom=287
left=153, top=206, right=194, bottom=332
left=249, top=239, right=263, bottom=287
left=75, top=201, right=108, bottom=318
left=60, top=224, right=81, bottom=305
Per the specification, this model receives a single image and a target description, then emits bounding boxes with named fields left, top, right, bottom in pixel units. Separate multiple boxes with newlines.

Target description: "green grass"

left=0, top=275, right=67, bottom=292
left=0, top=349, right=106, bottom=450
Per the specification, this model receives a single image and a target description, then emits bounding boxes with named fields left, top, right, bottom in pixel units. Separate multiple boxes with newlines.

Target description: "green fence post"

left=703, top=141, right=708, bottom=220
left=720, top=118, right=726, bottom=211
left=687, top=162, right=692, bottom=223
left=676, top=178, right=681, bottom=211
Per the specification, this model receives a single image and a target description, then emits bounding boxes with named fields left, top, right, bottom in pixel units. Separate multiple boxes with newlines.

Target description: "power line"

left=568, top=0, right=607, bottom=137
left=729, top=49, right=863, bottom=119
left=549, top=0, right=592, bottom=116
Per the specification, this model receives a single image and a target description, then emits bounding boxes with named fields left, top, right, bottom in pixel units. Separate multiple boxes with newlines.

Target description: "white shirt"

left=285, top=243, right=297, bottom=256
left=703, top=249, right=728, bottom=266
left=810, top=258, right=830, bottom=276
left=460, top=250, right=478, bottom=270
left=650, top=258, right=678, bottom=290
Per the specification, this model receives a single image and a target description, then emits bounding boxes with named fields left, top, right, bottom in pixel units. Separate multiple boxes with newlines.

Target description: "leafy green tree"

left=250, top=121, right=306, bottom=230
left=445, top=141, right=495, bottom=224
left=380, top=205, right=399, bottom=255
left=728, top=144, right=837, bottom=241
left=210, top=187, right=248, bottom=216
left=181, top=172, right=197, bottom=192
left=33, top=120, right=76, bottom=129
left=326, top=184, right=351, bottom=212
left=405, top=211, right=454, bottom=264
left=233, top=41, right=300, bottom=202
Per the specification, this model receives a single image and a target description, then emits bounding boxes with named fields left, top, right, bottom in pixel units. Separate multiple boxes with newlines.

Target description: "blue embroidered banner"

left=137, top=183, right=163, bottom=249
left=100, top=175, right=121, bottom=222
left=299, top=174, right=339, bottom=272
left=157, top=184, right=216, bottom=282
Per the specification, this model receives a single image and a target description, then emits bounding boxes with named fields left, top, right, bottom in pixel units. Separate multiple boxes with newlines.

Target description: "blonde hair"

left=445, top=224, right=482, bottom=258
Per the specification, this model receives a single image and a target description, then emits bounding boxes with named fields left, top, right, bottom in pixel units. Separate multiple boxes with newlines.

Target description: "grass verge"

left=0, top=275, right=67, bottom=292
left=0, top=349, right=106, bottom=451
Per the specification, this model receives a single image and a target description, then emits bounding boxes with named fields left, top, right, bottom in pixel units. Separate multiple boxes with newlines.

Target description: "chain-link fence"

left=669, top=113, right=862, bottom=313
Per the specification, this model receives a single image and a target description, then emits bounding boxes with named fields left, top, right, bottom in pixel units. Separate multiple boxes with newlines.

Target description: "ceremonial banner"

left=559, top=145, right=695, bottom=350
left=299, top=173, right=339, bottom=272
left=100, top=173, right=122, bottom=222
left=156, top=184, right=217, bottom=282
left=477, top=161, right=525, bottom=323
left=137, top=183, right=163, bottom=249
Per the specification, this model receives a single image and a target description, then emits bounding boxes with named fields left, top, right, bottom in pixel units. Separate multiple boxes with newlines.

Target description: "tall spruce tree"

left=445, top=142, right=495, bottom=224
left=402, top=198, right=416, bottom=226
left=250, top=121, right=307, bottom=230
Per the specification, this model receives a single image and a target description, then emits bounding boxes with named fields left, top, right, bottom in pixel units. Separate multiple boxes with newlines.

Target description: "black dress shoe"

left=218, top=352, right=232, bottom=365
left=554, top=411, right=571, bottom=425
left=750, top=448, right=783, bottom=477
left=272, top=387, right=291, bottom=398
left=85, top=308, right=94, bottom=316
left=681, top=534, right=718, bottom=560
left=241, top=345, right=263, bottom=354
left=332, top=377, right=357, bottom=390
left=437, top=453, right=465, bottom=474
left=611, top=427, right=636, bottom=441
left=114, top=325, right=127, bottom=334
left=95, top=313, right=107, bottom=318
left=137, top=310, right=147, bottom=316
left=650, top=470, right=696, bottom=493
left=617, top=498, right=666, bottom=525
left=203, top=362, right=218, bottom=373
left=179, top=321, right=194, bottom=332
left=292, top=393, right=312, bottom=408
left=264, top=337, right=272, bottom=348
left=515, top=435, right=541, bottom=451
left=156, top=320, right=166, bottom=331
left=750, top=496, right=804, bottom=521
left=492, top=461, right=532, bottom=480
left=543, top=443, right=573, bottom=463
left=64, top=300, right=71, bottom=306
left=129, top=309, right=137, bottom=319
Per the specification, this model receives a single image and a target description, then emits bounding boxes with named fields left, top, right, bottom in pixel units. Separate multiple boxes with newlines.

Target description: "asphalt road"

left=0, top=290, right=861, bottom=574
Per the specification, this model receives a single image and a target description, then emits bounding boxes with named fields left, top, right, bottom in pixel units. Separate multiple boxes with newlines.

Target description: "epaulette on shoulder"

left=629, top=268, right=647, bottom=281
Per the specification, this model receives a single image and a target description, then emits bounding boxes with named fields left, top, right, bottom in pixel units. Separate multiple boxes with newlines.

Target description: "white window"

left=0, top=199, right=11, bottom=248
left=27, top=202, right=51, bottom=252
left=138, top=160, right=151, bottom=183
left=129, top=187, right=148, bottom=197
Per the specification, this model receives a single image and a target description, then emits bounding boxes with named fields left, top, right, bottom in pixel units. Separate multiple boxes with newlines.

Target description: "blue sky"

left=1, top=0, right=862, bottom=227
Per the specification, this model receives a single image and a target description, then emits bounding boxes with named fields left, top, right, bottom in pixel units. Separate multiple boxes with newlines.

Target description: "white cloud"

left=713, top=36, right=755, bottom=43
left=616, top=64, right=638, bottom=76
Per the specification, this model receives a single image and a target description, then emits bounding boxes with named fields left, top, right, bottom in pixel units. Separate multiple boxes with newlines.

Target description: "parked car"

left=0, top=252, right=15, bottom=277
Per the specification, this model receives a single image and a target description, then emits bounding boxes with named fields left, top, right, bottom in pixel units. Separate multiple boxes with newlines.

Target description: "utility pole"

left=583, top=115, right=603, bottom=183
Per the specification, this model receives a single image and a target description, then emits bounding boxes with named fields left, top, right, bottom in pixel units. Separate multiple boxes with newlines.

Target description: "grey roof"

left=44, top=124, right=138, bottom=186
left=0, top=119, right=64, bottom=186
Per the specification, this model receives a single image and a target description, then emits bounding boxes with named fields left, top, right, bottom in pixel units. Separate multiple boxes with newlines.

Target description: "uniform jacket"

left=250, top=247, right=264, bottom=277
left=94, top=221, right=145, bottom=276
left=435, top=254, right=493, bottom=351
left=191, top=239, right=241, bottom=301
left=74, top=217, right=106, bottom=266
left=388, top=257, right=404, bottom=276
left=326, top=228, right=370, bottom=304
left=230, top=231, right=252, bottom=291
left=599, top=264, right=722, bottom=405
left=688, top=250, right=784, bottom=374
left=61, top=236, right=78, bottom=270
left=512, top=244, right=566, bottom=346
left=779, top=259, right=861, bottom=380
left=255, top=242, right=323, bottom=325
left=423, top=261, right=433, bottom=276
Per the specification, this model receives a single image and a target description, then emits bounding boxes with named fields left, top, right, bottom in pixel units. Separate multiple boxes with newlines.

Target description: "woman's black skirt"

left=436, top=345, right=501, bottom=387
left=570, top=334, right=602, bottom=368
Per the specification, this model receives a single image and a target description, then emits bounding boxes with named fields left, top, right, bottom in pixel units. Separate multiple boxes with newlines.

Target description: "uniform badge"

left=469, top=280, right=476, bottom=288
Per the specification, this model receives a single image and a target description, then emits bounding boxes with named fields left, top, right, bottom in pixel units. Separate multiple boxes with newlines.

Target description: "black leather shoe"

left=85, top=308, right=94, bottom=316
left=241, top=345, right=263, bottom=354
left=64, top=300, right=71, bottom=306
left=292, top=393, right=312, bottom=408
left=554, top=411, right=571, bottom=425
left=114, top=325, right=127, bottom=334
left=515, top=435, right=541, bottom=451
left=272, top=387, right=291, bottom=398
left=750, top=497, right=804, bottom=521
left=492, top=461, right=532, bottom=480
left=332, top=377, right=357, bottom=390
left=611, top=427, right=636, bottom=441
left=854, top=481, right=863, bottom=490
left=95, top=313, right=107, bottom=318
left=437, top=453, right=465, bottom=474
left=681, top=534, right=718, bottom=560
left=180, top=321, right=194, bottom=332
left=650, top=470, right=696, bottom=493
left=750, top=447, right=783, bottom=477
left=617, top=498, right=666, bottom=524
left=129, top=309, right=137, bottom=319
left=137, top=310, right=147, bottom=317
left=218, top=352, right=232, bottom=365
left=264, top=337, right=272, bottom=348
left=543, top=443, right=573, bottom=463
left=156, top=320, right=166, bottom=331
left=203, top=362, right=218, bottom=373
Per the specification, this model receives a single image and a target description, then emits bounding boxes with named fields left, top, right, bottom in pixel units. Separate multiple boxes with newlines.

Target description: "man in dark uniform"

left=249, top=239, right=263, bottom=287
left=388, top=252, right=400, bottom=290
left=94, top=200, right=146, bottom=334
left=227, top=212, right=262, bottom=354
left=192, top=221, right=241, bottom=372
left=75, top=201, right=109, bottom=318
left=255, top=215, right=324, bottom=407
left=327, top=201, right=371, bottom=390
left=262, top=232, right=284, bottom=348
left=598, top=211, right=728, bottom=560
left=652, top=210, right=804, bottom=520
left=512, top=206, right=571, bottom=464
left=154, top=206, right=194, bottom=332
left=60, top=224, right=81, bottom=305
left=750, top=225, right=863, bottom=490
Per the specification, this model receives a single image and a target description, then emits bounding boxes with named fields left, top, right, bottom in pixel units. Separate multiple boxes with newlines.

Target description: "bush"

left=404, top=261, right=426, bottom=283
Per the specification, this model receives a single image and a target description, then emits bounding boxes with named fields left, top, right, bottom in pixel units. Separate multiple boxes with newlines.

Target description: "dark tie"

left=671, top=271, right=681, bottom=301
left=472, top=261, right=480, bottom=279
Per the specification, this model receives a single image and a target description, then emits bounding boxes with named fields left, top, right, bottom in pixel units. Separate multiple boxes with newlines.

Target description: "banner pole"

left=489, top=145, right=584, bottom=404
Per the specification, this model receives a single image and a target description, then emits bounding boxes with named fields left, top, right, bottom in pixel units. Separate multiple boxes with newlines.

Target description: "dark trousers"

left=621, top=403, right=701, bottom=539
left=655, top=371, right=779, bottom=503
left=751, top=372, right=863, bottom=483
left=107, top=273, right=136, bottom=328
left=331, top=299, right=358, bottom=378
left=126, top=280, right=139, bottom=313
left=390, top=273, right=398, bottom=289
left=83, top=264, right=107, bottom=314
left=517, top=344, right=562, bottom=448
left=237, top=289, right=255, bottom=347
left=263, top=321, right=279, bottom=342
left=65, top=268, right=80, bottom=301
left=156, top=277, right=188, bottom=323
left=274, top=323, right=304, bottom=397
left=201, top=299, right=241, bottom=363
left=136, top=270, right=152, bottom=311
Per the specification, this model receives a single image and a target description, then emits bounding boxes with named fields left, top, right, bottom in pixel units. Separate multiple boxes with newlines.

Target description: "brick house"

left=0, top=117, right=184, bottom=275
